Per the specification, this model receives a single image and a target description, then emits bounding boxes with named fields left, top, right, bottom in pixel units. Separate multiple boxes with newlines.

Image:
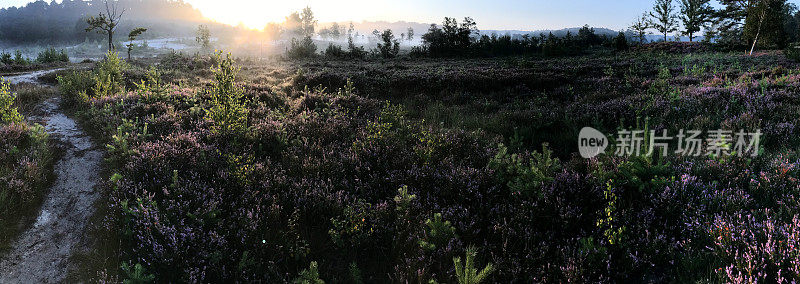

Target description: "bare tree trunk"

left=749, top=7, right=767, bottom=56
left=108, top=33, right=113, bottom=52
left=749, top=30, right=760, bottom=55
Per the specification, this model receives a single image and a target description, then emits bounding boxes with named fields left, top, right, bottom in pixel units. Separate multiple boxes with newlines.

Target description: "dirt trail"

left=0, top=70, right=102, bottom=283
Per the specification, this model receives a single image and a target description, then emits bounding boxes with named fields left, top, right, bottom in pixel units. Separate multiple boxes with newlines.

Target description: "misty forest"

left=3, top=0, right=800, bottom=282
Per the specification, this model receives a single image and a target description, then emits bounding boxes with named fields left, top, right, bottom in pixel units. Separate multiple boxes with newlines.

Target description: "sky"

left=2, top=0, right=800, bottom=31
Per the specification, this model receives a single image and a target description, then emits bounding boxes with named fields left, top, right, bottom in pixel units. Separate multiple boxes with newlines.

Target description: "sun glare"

left=186, top=0, right=296, bottom=30
left=185, top=0, right=409, bottom=30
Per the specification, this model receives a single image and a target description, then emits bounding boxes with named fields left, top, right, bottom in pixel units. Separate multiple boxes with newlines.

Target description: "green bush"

left=0, top=52, right=12, bottom=65
left=347, top=37, right=367, bottom=59
left=93, top=51, right=129, bottom=98
left=419, top=213, right=457, bottom=251
left=56, top=71, right=94, bottom=107
left=36, top=47, right=69, bottom=64
left=614, top=32, right=629, bottom=52
left=323, top=43, right=347, bottom=58
left=204, top=51, right=248, bottom=135
left=287, top=36, right=318, bottom=59
left=293, top=261, right=324, bottom=284
left=453, top=246, right=495, bottom=284
left=11, top=50, right=29, bottom=65
left=0, top=80, right=22, bottom=124
left=121, top=262, right=155, bottom=284
left=786, top=43, right=800, bottom=61
left=488, top=143, right=561, bottom=196
left=376, top=29, right=400, bottom=59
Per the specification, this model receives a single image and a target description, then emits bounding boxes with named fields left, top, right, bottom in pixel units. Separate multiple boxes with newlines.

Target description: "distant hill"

left=481, top=27, right=705, bottom=43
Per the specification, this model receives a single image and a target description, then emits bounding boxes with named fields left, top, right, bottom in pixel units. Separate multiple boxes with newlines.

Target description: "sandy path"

left=0, top=71, right=102, bottom=283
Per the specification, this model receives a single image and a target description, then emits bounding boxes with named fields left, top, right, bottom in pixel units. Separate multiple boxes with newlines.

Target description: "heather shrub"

left=65, top=50, right=800, bottom=282
left=0, top=121, right=51, bottom=252
left=709, top=213, right=800, bottom=282
left=12, top=84, right=56, bottom=113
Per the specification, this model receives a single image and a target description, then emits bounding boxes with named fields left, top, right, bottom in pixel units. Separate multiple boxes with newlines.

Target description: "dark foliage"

left=0, top=0, right=203, bottom=45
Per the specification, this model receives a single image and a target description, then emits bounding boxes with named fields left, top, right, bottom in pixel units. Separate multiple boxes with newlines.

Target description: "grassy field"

left=54, top=49, right=800, bottom=282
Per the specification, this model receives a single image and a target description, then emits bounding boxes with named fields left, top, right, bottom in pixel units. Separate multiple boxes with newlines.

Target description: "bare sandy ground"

left=0, top=71, right=102, bottom=283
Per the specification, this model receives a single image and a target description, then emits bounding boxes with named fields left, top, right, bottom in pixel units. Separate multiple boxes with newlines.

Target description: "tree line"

left=634, top=0, right=800, bottom=53
left=0, top=0, right=203, bottom=45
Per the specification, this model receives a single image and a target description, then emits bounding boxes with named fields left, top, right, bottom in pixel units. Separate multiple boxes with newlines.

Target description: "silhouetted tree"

left=196, top=24, right=211, bottom=52
left=614, top=32, right=629, bottom=51
left=577, top=25, right=601, bottom=45
left=126, top=27, right=146, bottom=60
left=783, top=3, right=799, bottom=43
left=347, top=22, right=355, bottom=39
left=649, top=0, right=679, bottom=41
left=331, top=22, right=342, bottom=40
left=680, top=0, right=714, bottom=41
left=377, top=29, right=400, bottom=58
left=85, top=0, right=125, bottom=51
left=421, top=17, right=479, bottom=56
left=630, top=13, right=651, bottom=43
left=284, top=12, right=302, bottom=36
left=264, top=23, right=282, bottom=40
left=299, top=6, right=316, bottom=37
left=407, top=27, right=415, bottom=42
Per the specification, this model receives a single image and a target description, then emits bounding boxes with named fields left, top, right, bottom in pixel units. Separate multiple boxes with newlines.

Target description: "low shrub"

left=0, top=80, right=22, bottom=124
left=287, top=36, right=318, bottom=59
left=57, top=50, right=129, bottom=108
left=93, top=51, right=129, bottom=98
left=632, top=42, right=711, bottom=54
left=785, top=43, right=800, bottom=61
left=56, top=71, right=94, bottom=108
left=323, top=43, right=347, bottom=58
left=36, top=47, right=69, bottom=64
left=204, top=52, right=248, bottom=136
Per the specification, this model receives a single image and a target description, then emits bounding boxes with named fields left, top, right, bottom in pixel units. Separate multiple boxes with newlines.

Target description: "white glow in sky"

left=185, top=0, right=423, bottom=29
